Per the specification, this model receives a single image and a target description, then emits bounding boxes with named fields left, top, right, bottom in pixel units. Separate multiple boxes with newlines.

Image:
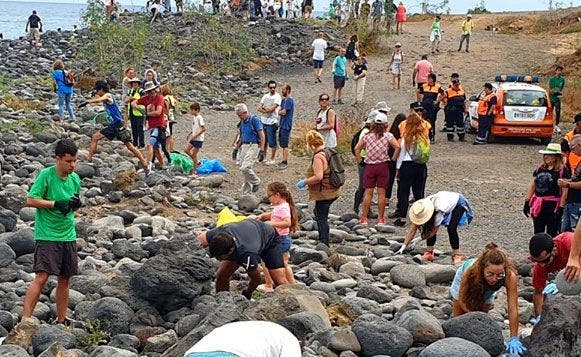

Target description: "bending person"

left=450, top=243, right=526, bottom=356
left=397, top=191, right=473, bottom=264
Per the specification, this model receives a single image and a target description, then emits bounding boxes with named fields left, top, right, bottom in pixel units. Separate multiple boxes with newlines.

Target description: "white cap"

left=374, top=112, right=388, bottom=124
left=365, top=109, right=379, bottom=124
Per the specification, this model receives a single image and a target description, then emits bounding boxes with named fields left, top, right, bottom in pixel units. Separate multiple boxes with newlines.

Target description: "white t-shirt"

left=428, top=191, right=461, bottom=226
left=316, top=108, right=337, bottom=148
left=184, top=321, right=301, bottom=357
left=311, top=38, right=328, bottom=61
left=191, top=114, right=206, bottom=142
left=260, top=92, right=282, bottom=125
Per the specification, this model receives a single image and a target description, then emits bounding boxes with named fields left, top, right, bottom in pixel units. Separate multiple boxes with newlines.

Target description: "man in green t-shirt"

left=4, top=139, right=81, bottom=349
left=549, top=65, right=565, bottom=133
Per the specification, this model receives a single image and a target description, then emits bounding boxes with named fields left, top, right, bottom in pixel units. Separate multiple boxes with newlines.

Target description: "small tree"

left=82, top=0, right=107, bottom=28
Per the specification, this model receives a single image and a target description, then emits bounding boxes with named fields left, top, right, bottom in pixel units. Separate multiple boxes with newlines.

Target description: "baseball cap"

left=374, top=112, right=388, bottom=124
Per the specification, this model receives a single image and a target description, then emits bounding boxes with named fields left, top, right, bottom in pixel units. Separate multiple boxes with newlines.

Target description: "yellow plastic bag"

left=216, top=207, right=247, bottom=227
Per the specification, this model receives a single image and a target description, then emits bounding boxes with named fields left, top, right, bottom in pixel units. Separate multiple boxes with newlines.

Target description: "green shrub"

left=74, top=320, right=110, bottom=352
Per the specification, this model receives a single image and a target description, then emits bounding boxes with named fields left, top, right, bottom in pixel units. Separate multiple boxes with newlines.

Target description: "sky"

left=1, top=0, right=579, bottom=13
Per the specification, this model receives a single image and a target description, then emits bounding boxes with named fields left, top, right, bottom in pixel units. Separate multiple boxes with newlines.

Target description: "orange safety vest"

left=445, top=87, right=465, bottom=98
left=477, top=93, right=495, bottom=116
left=421, top=83, right=442, bottom=95
left=565, top=130, right=581, bottom=170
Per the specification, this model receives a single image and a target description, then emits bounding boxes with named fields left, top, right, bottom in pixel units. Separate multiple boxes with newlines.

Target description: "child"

left=257, top=182, right=298, bottom=292
left=126, top=78, right=145, bottom=148
left=184, top=102, right=206, bottom=175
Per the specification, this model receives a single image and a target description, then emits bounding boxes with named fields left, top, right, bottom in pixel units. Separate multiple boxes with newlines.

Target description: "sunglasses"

left=269, top=86, right=276, bottom=89
left=528, top=252, right=553, bottom=265
left=319, top=97, right=329, bottom=101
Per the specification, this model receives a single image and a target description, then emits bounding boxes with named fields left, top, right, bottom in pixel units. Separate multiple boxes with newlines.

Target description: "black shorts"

left=260, top=239, right=285, bottom=270
left=313, top=60, right=324, bottom=69
left=100, top=122, right=131, bottom=143
left=33, top=241, right=78, bottom=277
left=168, top=121, right=176, bottom=136
left=334, top=75, right=346, bottom=89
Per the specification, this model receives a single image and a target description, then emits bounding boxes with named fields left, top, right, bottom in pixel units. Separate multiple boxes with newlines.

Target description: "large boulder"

left=419, top=337, right=491, bottom=357
left=418, top=263, right=457, bottom=284
left=389, top=264, right=426, bottom=288
left=3, top=228, right=35, bottom=257
left=130, top=250, right=214, bottom=313
left=555, top=270, right=581, bottom=295
left=0, top=185, right=27, bottom=214
left=87, top=297, right=135, bottom=335
left=0, top=345, right=29, bottom=356
left=0, top=210, right=17, bottom=232
left=0, top=243, right=15, bottom=267
left=442, top=312, right=504, bottom=356
left=396, top=309, right=445, bottom=345
left=31, top=325, right=76, bottom=356
left=527, top=295, right=581, bottom=356
left=352, top=314, right=413, bottom=357
left=276, top=312, right=328, bottom=341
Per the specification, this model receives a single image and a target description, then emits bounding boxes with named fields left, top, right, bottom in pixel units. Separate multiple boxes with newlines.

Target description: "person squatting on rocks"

left=473, top=82, right=496, bottom=145
left=417, top=73, right=444, bottom=143
left=198, top=219, right=289, bottom=299
left=458, top=14, right=474, bottom=53
left=256, top=182, right=298, bottom=292
left=258, top=80, right=282, bottom=165
left=354, top=111, right=400, bottom=225
left=528, top=231, right=572, bottom=320
left=52, top=59, right=76, bottom=121
left=84, top=80, right=149, bottom=171
left=125, top=77, right=146, bottom=148
left=558, top=134, right=581, bottom=232
left=184, top=102, right=206, bottom=175
left=235, top=103, right=265, bottom=194
left=331, top=48, right=347, bottom=104
left=311, top=32, right=327, bottom=83
left=523, top=143, right=570, bottom=237
left=183, top=321, right=301, bottom=357
left=277, top=83, right=295, bottom=170
left=442, top=77, right=467, bottom=142
left=297, top=130, right=341, bottom=247
left=398, top=191, right=473, bottom=264
left=315, top=93, right=338, bottom=149
left=25, top=10, right=42, bottom=47
left=5, top=139, right=81, bottom=348
left=450, top=243, right=527, bottom=355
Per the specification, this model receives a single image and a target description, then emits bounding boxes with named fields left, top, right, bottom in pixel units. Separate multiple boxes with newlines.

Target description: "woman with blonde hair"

left=523, top=143, right=570, bottom=237
left=450, top=242, right=526, bottom=355
left=296, top=130, right=340, bottom=246
left=52, top=59, right=75, bottom=120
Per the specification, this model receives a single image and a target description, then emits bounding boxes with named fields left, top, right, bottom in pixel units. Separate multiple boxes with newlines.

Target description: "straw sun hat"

left=409, top=198, right=435, bottom=225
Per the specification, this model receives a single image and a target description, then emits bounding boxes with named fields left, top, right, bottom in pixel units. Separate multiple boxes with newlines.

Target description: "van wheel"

left=540, top=137, right=551, bottom=145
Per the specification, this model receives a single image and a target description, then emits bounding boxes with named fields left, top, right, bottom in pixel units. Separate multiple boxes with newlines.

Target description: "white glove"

left=409, top=236, right=422, bottom=250
left=396, top=243, right=407, bottom=254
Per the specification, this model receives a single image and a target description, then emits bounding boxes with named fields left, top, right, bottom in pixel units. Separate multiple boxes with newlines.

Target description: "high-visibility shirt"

left=461, top=20, right=474, bottom=35
left=420, top=83, right=444, bottom=108
left=477, top=93, right=496, bottom=116
left=564, top=130, right=581, bottom=170
left=445, top=87, right=466, bottom=110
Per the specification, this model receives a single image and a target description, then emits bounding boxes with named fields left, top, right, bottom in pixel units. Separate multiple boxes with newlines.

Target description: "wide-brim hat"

left=539, top=143, right=562, bottom=155
left=128, top=78, right=141, bottom=84
left=143, top=81, right=159, bottom=92
left=409, top=198, right=435, bottom=225
left=374, top=101, right=392, bottom=114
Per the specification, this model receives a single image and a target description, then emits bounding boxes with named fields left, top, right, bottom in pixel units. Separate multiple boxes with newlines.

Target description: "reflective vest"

left=565, top=130, right=581, bottom=170
left=477, top=93, right=495, bottom=116
left=445, top=87, right=466, bottom=110
left=420, top=83, right=442, bottom=107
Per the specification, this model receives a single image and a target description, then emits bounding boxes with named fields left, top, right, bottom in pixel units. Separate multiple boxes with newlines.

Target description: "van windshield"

left=504, top=90, right=547, bottom=107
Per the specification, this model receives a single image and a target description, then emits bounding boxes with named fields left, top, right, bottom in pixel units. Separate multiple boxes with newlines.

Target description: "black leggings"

left=353, top=162, right=365, bottom=212
left=314, top=198, right=337, bottom=245
left=397, top=161, right=427, bottom=217
left=426, top=205, right=465, bottom=250
left=533, top=201, right=560, bottom=237
left=150, top=128, right=171, bottom=165
left=130, top=115, right=144, bottom=147
left=386, top=160, right=397, bottom=199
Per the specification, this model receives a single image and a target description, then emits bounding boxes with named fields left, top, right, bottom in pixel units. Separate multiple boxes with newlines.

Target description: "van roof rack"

left=495, top=75, right=539, bottom=84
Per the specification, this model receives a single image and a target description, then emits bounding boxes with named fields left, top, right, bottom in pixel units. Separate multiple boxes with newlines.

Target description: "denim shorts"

left=279, top=234, right=292, bottom=252
left=562, top=202, right=581, bottom=232
left=189, top=140, right=204, bottom=148
left=263, top=124, right=278, bottom=148
left=278, top=129, right=291, bottom=148
left=149, top=127, right=166, bottom=148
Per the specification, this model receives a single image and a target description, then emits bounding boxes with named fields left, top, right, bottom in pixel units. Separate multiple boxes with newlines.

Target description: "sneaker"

left=4, top=317, right=39, bottom=349
left=422, top=250, right=435, bottom=261
left=453, top=253, right=463, bottom=265
left=554, top=126, right=562, bottom=134
left=277, top=162, right=288, bottom=170
left=388, top=210, right=401, bottom=219
left=50, top=317, right=86, bottom=329
left=473, top=141, right=486, bottom=145
left=377, top=217, right=387, bottom=225
left=393, top=218, right=406, bottom=227
left=265, top=160, right=276, bottom=166
left=256, top=284, right=274, bottom=293
left=337, top=99, right=344, bottom=105
left=465, top=49, right=469, bottom=53
left=147, top=162, right=154, bottom=173
left=457, top=48, right=461, bottom=52
left=359, top=217, right=368, bottom=225
left=317, top=77, right=322, bottom=83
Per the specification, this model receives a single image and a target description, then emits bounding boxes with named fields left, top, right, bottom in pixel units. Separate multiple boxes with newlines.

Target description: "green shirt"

left=432, top=21, right=441, bottom=30
left=549, top=75, right=565, bottom=102
left=28, top=166, right=81, bottom=242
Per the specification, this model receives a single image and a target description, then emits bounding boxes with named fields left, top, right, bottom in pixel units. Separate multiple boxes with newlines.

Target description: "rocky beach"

left=0, top=8, right=579, bottom=357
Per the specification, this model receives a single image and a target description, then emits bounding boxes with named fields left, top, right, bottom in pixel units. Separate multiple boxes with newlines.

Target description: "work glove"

left=408, top=236, right=422, bottom=250
left=231, top=148, right=238, bottom=161
left=53, top=200, right=72, bottom=216
left=78, top=101, right=89, bottom=108
left=506, top=336, right=527, bottom=356
left=533, top=315, right=541, bottom=325
left=542, top=282, right=558, bottom=295
left=296, top=179, right=306, bottom=190
left=396, top=243, right=407, bottom=254
left=69, top=194, right=81, bottom=211
left=522, top=200, right=530, bottom=217
left=242, top=289, right=252, bottom=300
left=257, top=149, right=265, bottom=162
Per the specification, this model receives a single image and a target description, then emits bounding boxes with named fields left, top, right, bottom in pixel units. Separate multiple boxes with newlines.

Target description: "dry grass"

left=76, top=74, right=99, bottom=93
left=1, top=95, right=44, bottom=112
left=496, top=9, right=581, bottom=34
left=247, top=57, right=274, bottom=72
left=543, top=47, right=581, bottom=120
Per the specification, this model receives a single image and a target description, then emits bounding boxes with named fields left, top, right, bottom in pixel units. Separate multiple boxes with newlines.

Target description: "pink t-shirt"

left=271, top=201, right=291, bottom=236
left=414, top=59, right=433, bottom=83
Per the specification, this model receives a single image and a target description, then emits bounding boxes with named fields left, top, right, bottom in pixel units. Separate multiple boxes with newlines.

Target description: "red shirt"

left=136, top=93, right=166, bottom=129
left=532, top=232, right=572, bottom=289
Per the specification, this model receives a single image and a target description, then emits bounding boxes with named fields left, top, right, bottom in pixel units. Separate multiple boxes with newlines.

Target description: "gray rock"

left=310, top=281, right=336, bottom=293
left=419, top=264, right=457, bottom=284
left=3, top=228, right=35, bottom=256
left=356, top=284, right=396, bottom=303
left=329, top=229, right=348, bottom=243
left=555, top=270, right=581, bottom=295
left=341, top=297, right=382, bottom=317
left=352, top=314, right=413, bottom=357
left=0, top=210, right=17, bottom=232
left=111, top=239, right=148, bottom=261
left=328, top=328, right=361, bottom=353
left=0, top=345, right=29, bottom=357
left=276, top=312, right=328, bottom=341
left=144, top=329, right=178, bottom=353
left=396, top=309, right=445, bottom=345
left=31, top=325, right=76, bottom=356
left=292, top=247, right=327, bottom=265
left=108, top=334, right=140, bottom=353
left=0, top=186, right=27, bottom=214
left=175, top=314, right=201, bottom=337
left=375, top=225, right=397, bottom=233
left=87, top=297, right=135, bottom=335
left=18, top=207, right=36, bottom=222
left=418, top=337, right=490, bottom=357
left=389, top=264, right=426, bottom=288
left=89, top=346, right=138, bottom=357
left=442, top=312, right=504, bottom=356
left=0, top=311, right=14, bottom=331
left=331, top=278, right=358, bottom=290
left=0, top=243, right=15, bottom=267
left=370, top=258, right=404, bottom=275
left=25, top=143, right=45, bottom=157
left=338, top=261, right=366, bottom=278
left=237, top=195, right=259, bottom=212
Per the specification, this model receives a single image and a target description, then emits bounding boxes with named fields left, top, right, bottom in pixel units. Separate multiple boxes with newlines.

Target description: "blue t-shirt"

left=333, top=56, right=347, bottom=77
left=240, top=114, right=263, bottom=143
left=450, top=258, right=497, bottom=304
left=279, top=97, right=295, bottom=131
left=104, top=96, right=123, bottom=125
left=52, top=69, right=73, bottom=95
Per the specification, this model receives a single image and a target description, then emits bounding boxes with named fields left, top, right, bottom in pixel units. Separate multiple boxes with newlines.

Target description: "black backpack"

left=317, top=148, right=345, bottom=188
left=350, top=127, right=364, bottom=155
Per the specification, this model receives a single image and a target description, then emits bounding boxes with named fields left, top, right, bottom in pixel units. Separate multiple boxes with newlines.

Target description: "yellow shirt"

left=461, top=20, right=474, bottom=35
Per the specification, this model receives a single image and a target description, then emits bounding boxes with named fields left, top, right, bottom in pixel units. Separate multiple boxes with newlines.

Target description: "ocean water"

left=0, top=1, right=143, bottom=40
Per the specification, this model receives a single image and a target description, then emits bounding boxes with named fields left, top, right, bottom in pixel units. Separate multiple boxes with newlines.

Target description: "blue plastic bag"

left=195, top=158, right=228, bottom=175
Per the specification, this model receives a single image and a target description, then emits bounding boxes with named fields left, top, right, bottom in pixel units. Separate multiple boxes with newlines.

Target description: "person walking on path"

left=450, top=243, right=526, bottom=356
left=84, top=80, right=149, bottom=171
left=549, top=65, right=565, bottom=133
left=4, top=139, right=81, bottom=349
left=198, top=220, right=288, bottom=299
left=352, top=56, right=368, bottom=105
left=458, top=14, right=474, bottom=52
left=388, top=42, right=404, bottom=90
left=395, top=2, right=406, bottom=35
left=417, top=73, right=444, bottom=142
left=412, top=54, right=433, bottom=94
left=473, top=82, right=496, bottom=145
left=332, top=48, right=347, bottom=104
left=523, top=143, right=570, bottom=237
left=315, top=93, right=338, bottom=148
left=258, top=80, right=282, bottom=165
left=277, top=84, right=295, bottom=170
left=430, top=15, right=442, bottom=54
left=442, top=78, right=467, bottom=141
left=184, top=102, right=206, bottom=175
left=398, top=191, right=473, bottom=264
left=354, top=112, right=400, bottom=225
left=311, top=32, right=328, bottom=83
left=125, top=78, right=146, bottom=148
left=345, top=35, right=359, bottom=74
left=25, top=10, right=42, bottom=47
left=235, top=103, right=265, bottom=194
left=297, top=130, right=341, bottom=246
left=52, top=59, right=75, bottom=121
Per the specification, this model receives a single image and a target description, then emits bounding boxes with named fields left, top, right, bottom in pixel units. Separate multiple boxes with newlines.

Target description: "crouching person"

left=198, top=220, right=288, bottom=299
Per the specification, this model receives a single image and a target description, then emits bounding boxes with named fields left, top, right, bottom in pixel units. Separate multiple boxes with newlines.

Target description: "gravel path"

left=173, top=17, right=565, bottom=259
